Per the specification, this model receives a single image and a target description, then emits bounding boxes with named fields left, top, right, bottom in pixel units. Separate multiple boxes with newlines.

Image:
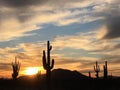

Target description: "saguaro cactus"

left=94, top=61, right=100, bottom=79
left=103, top=61, right=108, bottom=79
left=12, top=56, right=20, bottom=80
left=42, top=41, right=54, bottom=89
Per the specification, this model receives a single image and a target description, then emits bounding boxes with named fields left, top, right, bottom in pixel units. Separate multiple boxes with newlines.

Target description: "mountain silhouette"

left=50, top=68, right=92, bottom=90
left=17, top=69, right=91, bottom=90
left=1, top=68, right=120, bottom=90
left=51, top=68, right=89, bottom=81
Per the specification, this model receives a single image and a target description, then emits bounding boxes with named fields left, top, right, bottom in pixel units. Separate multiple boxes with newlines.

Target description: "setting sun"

left=23, top=67, right=44, bottom=75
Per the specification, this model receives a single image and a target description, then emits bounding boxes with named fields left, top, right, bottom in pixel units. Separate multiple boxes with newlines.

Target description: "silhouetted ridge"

left=51, top=68, right=89, bottom=81
left=18, top=75, right=36, bottom=80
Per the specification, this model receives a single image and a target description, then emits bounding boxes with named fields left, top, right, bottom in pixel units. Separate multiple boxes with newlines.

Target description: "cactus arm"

left=18, top=62, right=20, bottom=70
left=105, top=61, right=107, bottom=69
left=103, top=65, right=105, bottom=70
left=43, top=50, right=47, bottom=69
left=94, top=66, right=95, bottom=71
left=47, top=41, right=50, bottom=65
left=49, top=46, right=52, bottom=51
left=96, top=61, right=98, bottom=68
left=50, top=59, right=54, bottom=69
left=98, top=65, right=100, bottom=71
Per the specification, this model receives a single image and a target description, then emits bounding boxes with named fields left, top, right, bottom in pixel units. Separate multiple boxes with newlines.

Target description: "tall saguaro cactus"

left=42, top=41, right=54, bottom=89
left=94, top=61, right=100, bottom=79
left=12, top=56, right=20, bottom=80
left=103, top=61, right=108, bottom=79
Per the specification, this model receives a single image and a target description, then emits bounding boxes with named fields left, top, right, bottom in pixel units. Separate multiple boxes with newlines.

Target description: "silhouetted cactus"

left=42, top=41, right=54, bottom=90
left=12, top=56, right=20, bottom=80
left=103, top=61, right=108, bottom=79
left=94, top=61, right=100, bottom=79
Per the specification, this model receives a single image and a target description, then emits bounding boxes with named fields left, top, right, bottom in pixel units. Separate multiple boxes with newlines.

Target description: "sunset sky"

left=0, top=0, right=120, bottom=78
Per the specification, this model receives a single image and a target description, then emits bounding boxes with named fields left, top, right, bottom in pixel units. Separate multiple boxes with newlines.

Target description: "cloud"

left=0, top=63, right=11, bottom=71
left=55, top=58, right=80, bottom=65
left=0, top=0, right=81, bottom=13
left=0, top=0, right=107, bottom=42
left=0, top=42, right=44, bottom=64
left=0, top=0, right=47, bottom=8
left=0, top=35, right=119, bottom=77
left=0, top=8, right=103, bottom=41
left=52, top=29, right=120, bottom=66
left=53, top=54, right=98, bottom=71
left=93, top=0, right=120, bottom=39
left=52, top=31, right=110, bottom=51
left=103, top=16, right=120, bottom=39
left=0, top=18, right=39, bottom=42
left=0, top=0, right=86, bottom=9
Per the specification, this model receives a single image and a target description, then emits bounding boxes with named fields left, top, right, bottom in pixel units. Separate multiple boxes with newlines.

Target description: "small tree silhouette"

left=94, top=61, right=100, bottom=79
left=42, top=41, right=54, bottom=90
left=36, top=70, right=41, bottom=80
left=12, top=56, right=21, bottom=80
left=103, top=61, right=108, bottom=79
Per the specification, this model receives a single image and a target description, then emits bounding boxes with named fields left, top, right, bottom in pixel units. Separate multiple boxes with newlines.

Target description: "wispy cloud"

left=1, top=0, right=118, bottom=41
left=92, top=0, right=120, bottom=39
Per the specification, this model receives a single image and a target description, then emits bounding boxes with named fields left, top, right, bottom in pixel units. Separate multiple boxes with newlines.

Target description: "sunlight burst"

left=24, top=67, right=43, bottom=75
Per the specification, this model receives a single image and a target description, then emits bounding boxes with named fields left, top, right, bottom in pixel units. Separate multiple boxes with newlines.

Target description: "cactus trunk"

left=42, top=41, right=54, bottom=90
left=103, top=61, right=108, bottom=79
left=96, top=72, right=99, bottom=79
left=46, top=69, right=51, bottom=86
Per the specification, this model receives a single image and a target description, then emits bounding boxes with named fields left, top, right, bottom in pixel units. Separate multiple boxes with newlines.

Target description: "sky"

left=0, top=0, right=120, bottom=78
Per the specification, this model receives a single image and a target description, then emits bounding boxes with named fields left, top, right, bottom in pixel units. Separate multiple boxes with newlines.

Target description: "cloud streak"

left=93, top=0, right=120, bottom=39
left=0, top=0, right=47, bottom=8
left=104, top=16, right=120, bottom=39
left=0, top=0, right=110, bottom=41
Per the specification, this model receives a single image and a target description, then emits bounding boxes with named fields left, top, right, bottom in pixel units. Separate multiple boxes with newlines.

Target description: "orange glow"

left=22, top=67, right=44, bottom=75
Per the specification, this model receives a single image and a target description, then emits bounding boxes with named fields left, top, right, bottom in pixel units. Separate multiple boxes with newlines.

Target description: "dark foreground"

left=0, top=69, right=120, bottom=90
